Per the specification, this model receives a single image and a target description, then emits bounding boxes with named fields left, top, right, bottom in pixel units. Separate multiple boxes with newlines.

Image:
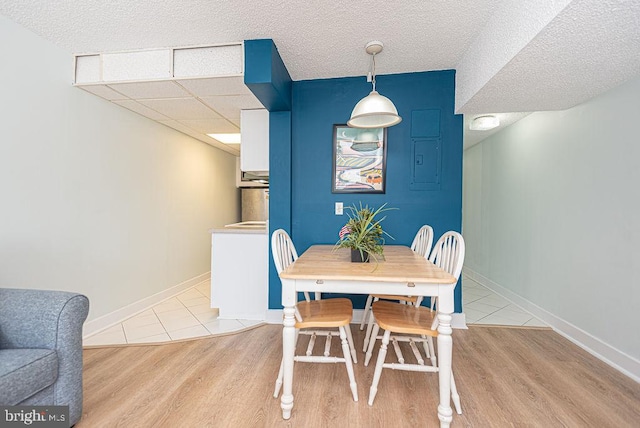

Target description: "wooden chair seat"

left=371, top=300, right=437, bottom=336
left=361, top=292, right=422, bottom=352
left=296, top=298, right=353, bottom=328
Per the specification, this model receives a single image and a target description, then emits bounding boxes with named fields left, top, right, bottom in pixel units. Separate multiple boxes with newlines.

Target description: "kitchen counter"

left=210, top=221, right=267, bottom=234
left=210, top=227, right=267, bottom=234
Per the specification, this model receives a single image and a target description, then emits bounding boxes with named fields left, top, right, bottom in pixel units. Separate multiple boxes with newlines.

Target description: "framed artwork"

left=332, top=125, right=387, bottom=193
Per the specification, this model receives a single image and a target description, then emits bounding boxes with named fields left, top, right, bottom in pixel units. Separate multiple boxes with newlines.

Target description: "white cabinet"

left=210, top=229, right=268, bottom=320
left=240, top=109, right=269, bottom=173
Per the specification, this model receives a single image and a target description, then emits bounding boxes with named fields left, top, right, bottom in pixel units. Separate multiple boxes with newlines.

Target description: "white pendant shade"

left=348, top=90, right=402, bottom=129
left=348, top=41, right=402, bottom=129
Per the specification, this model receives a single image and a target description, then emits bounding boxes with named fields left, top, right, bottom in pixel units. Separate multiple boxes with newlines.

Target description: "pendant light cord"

left=371, top=53, right=377, bottom=92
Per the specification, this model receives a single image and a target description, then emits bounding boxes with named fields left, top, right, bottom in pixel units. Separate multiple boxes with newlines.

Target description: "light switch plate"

left=335, top=202, right=343, bottom=215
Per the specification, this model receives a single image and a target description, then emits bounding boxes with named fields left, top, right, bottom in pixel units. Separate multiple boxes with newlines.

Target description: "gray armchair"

left=0, top=288, right=89, bottom=426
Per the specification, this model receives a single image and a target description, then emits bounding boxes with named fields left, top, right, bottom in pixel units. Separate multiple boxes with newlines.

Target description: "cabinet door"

left=240, top=109, right=269, bottom=173
left=211, top=232, right=268, bottom=320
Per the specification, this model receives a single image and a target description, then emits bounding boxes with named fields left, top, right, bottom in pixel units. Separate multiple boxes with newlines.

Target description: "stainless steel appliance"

left=236, top=158, right=268, bottom=188
left=241, top=188, right=269, bottom=222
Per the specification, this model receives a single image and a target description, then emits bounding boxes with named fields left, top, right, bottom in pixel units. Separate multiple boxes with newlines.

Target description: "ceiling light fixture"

left=469, top=115, right=500, bottom=131
left=348, top=41, right=402, bottom=129
left=207, top=133, right=241, bottom=144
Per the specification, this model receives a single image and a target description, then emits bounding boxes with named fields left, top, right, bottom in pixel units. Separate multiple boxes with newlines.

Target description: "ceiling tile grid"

left=108, top=81, right=191, bottom=99
left=177, top=118, right=238, bottom=134
left=75, top=76, right=262, bottom=154
left=177, top=77, right=254, bottom=97
left=69, top=43, right=265, bottom=154
left=136, top=98, right=222, bottom=120
left=79, top=84, right=129, bottom=101
left=112, top=99, right=171, bottom=122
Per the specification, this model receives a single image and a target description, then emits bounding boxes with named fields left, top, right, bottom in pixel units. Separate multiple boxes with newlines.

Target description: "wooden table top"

left=280, top=245, right=457, bottom=284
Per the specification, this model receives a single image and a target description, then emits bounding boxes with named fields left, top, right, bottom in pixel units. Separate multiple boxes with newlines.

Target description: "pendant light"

left=348, top=41, right=402, bottom=129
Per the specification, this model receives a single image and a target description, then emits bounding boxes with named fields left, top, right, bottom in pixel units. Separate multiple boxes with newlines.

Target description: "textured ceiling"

left=0, top=0, right=501, bottom=80
left=457, top=0, right=640, bottom=114
left=2, top=0, right=640, bottom=150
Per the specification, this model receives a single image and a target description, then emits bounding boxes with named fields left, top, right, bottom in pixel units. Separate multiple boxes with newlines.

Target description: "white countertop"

left=210, top=221, right=267, bottom=234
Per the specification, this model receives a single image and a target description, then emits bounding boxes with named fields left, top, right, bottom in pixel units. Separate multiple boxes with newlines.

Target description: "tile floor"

left=463, top=276, right=547, bottom=327
left=83, top=280, right=264, bottom=347
left=83, top=275, right=547, bottom=347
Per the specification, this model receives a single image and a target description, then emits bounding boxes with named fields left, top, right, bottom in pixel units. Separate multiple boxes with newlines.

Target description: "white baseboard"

left=266, top=308, right=468, bottom=329
left=83, top=272, right=211, bottom=338
left=452, top=312, right=468, bottom=329
left=463, top=267, right=640, bottom=382
left=266, top=309, right=283, bottom=324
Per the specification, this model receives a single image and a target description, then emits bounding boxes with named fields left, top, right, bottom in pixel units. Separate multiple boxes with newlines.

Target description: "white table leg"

left=280, top=277, right=298, bottom=420
left=281, top=305, right=296, bottom=419
left=437, top=312, right=453, bottom=428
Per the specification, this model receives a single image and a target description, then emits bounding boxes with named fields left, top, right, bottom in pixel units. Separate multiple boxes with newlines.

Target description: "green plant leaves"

left=335, top=202, right=396, bottom=256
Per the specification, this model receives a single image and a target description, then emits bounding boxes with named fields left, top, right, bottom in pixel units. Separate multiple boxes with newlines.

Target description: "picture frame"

left=332, top=124, right=387, bottom=194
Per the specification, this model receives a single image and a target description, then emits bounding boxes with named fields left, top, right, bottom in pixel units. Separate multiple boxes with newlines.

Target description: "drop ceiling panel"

left=206, top=140, right=239, bottom=155
left=75, top=55, right=101, bottom=84
left=113, top=100, right=171, bottom=121
left=173, top=45, right=243, bottom=78
left=102, top=50, right=172, bottom=81
left=79, top=84, right=128, bottom=101
left=137, top=98, right=220, bottom=120
left=201, top=94, right=264, bottom=109
left=158, top=119, right=199, bottom=134
left=178, top=118, right=239, bottom=134
left=219, top=113, right=239, bottom=126
left=108, top=81, right=190, bottom=99
left=177, top=76, right=253, bottom=97
left=158, top=120, right=240, bottom=155
left=200, top=94, right=264, bottom=124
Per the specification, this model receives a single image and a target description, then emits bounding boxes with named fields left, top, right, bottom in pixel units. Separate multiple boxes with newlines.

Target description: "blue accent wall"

left=268, top=111, right=292, bottom=308
left=244, top=39, right=463, bottom=312
left=288, top=71, right=464, bottom=311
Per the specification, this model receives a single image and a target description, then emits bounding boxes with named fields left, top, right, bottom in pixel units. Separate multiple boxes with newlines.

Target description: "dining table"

left=278, top=244, right=459, bottom=427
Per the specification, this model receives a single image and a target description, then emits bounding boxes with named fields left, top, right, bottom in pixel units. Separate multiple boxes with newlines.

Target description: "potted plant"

left=335, top=203, right=395, bottom=262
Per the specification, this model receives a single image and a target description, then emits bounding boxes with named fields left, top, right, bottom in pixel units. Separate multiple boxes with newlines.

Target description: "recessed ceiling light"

left=470, top=115, right=500, bottom=131
left=207, top=133, right=241, bottom=144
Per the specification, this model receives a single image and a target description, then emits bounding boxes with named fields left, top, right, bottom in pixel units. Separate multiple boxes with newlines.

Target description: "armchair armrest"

left=0, top=288, right=89, bottom=350
left=0, top=288, right=89, bottom=425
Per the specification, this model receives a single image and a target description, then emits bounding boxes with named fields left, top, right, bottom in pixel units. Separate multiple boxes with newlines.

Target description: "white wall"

left=463, top=74, right=640, bottom=379
left=0, top=16, right=239, bottom=322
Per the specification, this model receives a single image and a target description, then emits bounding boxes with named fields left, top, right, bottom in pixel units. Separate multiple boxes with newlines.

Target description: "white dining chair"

left=365, top=231, right=465, bottom=413
left=271, top=229, right=358, bottom=402
left=360, top=225, right=434, bottom=352
left=410, top=224, right=434, bottom=258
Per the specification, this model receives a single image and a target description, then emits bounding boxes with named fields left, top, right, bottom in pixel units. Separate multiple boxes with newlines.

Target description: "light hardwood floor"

left=79, top=325, right=640, bottom=427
